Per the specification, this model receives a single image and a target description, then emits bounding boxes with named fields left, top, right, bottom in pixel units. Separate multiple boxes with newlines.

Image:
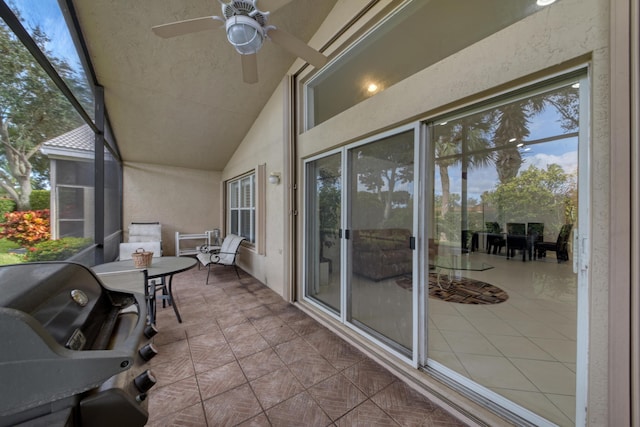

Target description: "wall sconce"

left=268, top=172, right=281, bottom=185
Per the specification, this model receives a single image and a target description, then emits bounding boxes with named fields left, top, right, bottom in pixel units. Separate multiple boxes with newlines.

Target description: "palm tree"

left=434, top=114, right=494, bottom=244
left=493, top=97, right=546, bottom=183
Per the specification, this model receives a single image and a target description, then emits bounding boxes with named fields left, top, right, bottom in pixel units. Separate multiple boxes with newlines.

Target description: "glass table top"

left=432, top=254, right=494, bottom=271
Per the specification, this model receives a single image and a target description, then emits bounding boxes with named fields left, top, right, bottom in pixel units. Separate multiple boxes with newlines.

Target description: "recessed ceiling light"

left=537, top=0, right=556, bottom=6
left=367, top=83, right=378, bottom=93
left=509, top=138, right=517, bottom=142
left=572, top=82, right=580, bottom=88
left=517, top=143, right=524, bottom=148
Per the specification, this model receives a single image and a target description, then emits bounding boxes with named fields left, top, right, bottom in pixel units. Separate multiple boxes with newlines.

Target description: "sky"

left=8, top=0, right=81, bottom=68
left=431, top=92, right=581, bottom=201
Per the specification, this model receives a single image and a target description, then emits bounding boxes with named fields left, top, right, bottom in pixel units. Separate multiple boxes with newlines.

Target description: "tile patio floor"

left=145, top=264, right=467, bottom=426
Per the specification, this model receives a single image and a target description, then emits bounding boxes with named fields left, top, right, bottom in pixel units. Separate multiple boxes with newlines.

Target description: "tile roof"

left=43, top=124, right=94, bottom=152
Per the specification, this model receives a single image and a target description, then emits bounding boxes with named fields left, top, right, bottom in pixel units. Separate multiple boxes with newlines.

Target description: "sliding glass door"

left=347, top=130, right=416, bottom=354
left=304, top=153, right=342, bottom=314
left=425, top=75, right=586, bottom=426
left=304, top=128, right=417, bottom=354
left=303, top=72, right=588, bottom=427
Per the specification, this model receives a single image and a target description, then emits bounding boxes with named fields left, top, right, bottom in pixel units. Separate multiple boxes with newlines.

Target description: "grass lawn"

left=0, top=237, right=24, bottom=265
left=0, top=252, right=23, bottom=265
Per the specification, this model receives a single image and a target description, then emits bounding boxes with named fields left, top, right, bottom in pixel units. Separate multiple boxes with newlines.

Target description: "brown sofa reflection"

left=352, top=228, right=412, bottom=281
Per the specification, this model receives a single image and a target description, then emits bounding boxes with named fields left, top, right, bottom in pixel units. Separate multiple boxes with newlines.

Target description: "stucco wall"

left=123, top=162, right=222, bottom=255
left=222, top=80, right=288, bottom=296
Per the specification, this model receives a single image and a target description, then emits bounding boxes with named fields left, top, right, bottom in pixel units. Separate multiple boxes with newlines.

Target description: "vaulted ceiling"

left=71, top=0, right=338, bottom=170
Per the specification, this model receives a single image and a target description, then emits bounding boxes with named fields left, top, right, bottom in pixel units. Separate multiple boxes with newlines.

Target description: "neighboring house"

left=40, top=124, right=95, bottom=240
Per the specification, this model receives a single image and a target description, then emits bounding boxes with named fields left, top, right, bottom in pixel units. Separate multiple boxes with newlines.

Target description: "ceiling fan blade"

left=258, top=0, right=294, bottom=13
left=152, top=16, right=223, bottom=38
left=267, top=27, right=328, bottom=69
left=241, top=54, right=259, bottom=84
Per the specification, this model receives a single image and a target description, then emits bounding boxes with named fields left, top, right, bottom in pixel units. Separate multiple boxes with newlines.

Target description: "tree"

left=481, top=164, right=576, bottom=234
left=434, top=113, right=494, bottom=219
left=354, top=131, right=414, bottom=227
left=0, top=21, right=84, bottom=210
left=493, top=96, right=545, bottom=183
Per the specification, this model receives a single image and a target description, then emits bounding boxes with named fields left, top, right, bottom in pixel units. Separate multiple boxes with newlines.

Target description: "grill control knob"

left=134, top=369, right=157, bottom=393
left=139, top=343, right=158, bottom=361
left=144, top=324, right=159, bottom=338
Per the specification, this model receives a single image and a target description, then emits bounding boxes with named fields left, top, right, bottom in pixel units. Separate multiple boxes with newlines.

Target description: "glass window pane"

left=349, top=130, right=415, bottom=353
left=241, top=176, right=252, bottom=208
left=240, top=210, right=251, bottom=240
left=305, top=153, right=342, bottom=314
left=228, top=173, right=256, bottom=243
left=230, top=211, right=238, bottom=235
left=230, top=181, right=239, bottom=208
left=306, top=0, right=545, bottom=128
left=428, top=79, right=580, bottom=426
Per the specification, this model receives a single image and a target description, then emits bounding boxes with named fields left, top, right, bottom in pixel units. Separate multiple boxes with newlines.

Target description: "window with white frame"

left=228, top=173, right=255, bottom=243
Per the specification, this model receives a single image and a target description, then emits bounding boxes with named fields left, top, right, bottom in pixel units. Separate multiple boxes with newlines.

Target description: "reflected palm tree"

left=434, top=115, right=493, bottom=220
left=493, top=100, right=542, bottom=183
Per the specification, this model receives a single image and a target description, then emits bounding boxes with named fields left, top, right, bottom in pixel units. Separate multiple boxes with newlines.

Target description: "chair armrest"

left=199, top=245, right=221, bottom=254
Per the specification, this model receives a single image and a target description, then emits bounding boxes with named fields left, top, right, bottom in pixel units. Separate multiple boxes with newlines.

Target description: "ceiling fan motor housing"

left=222, top=0, right=269, bottom=27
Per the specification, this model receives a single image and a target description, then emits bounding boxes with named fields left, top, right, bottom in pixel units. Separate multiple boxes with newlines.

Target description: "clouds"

left=523, top=151, right=578, bottom=175
left=434, top=147, right=578, bottom=199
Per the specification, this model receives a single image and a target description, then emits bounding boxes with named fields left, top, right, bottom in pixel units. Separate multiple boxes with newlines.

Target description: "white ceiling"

left=71, top=0, right=338, bottom=170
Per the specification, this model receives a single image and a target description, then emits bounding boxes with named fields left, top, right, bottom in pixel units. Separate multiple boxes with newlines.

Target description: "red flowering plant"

left=0, top=209, right=51, bottom=246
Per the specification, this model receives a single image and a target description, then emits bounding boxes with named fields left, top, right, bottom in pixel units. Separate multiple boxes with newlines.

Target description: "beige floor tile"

left=530, top=337, right=577, bottom=363
left=430, top=313, right=476, bottom=332
left=547, top=393, right=576, bottom=424
left=441, top=330, right=502, bottom=356
left=428, top=351, right=470, bottom=377
left=484, top=334, right=555, bottom=361
left=428, top=328, right=453, bottom=352
left=510, top=359, right=575, bottom=395
left=456, top=354, right=538, bottom=391
left=490, top=388, right=573, bottom=427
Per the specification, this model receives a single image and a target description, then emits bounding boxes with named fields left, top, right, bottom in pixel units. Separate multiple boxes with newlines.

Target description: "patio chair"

left=506, top=222, right=527, bottom=261
left=196, top=234, right=246, bottom=284
left=527, top=222, right=545, bottom=259
left=485, top=222, right=505, bottom=255
left=535, top=224, right=573, bottom=263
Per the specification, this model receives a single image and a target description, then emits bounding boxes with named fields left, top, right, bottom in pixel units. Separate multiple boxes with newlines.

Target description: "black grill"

left=0, top=262, right=157, bottom=427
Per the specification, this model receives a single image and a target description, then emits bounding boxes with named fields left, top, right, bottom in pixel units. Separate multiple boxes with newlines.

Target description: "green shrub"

left=0, top=209, right=51, bottom=245
left=24, top=237, right=92, bottom=262
left=30, top=190, right=50, bottom=210
left=0, top=198, right=16, bottom=217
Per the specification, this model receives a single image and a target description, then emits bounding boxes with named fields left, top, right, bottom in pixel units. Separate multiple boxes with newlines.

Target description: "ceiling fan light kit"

left=152, top=0, right=328, bottom=83
left=226, top=15, right=264, bottom=55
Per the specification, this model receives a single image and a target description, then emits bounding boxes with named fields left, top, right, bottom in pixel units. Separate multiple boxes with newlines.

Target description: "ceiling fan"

left=152, top=0, right=328, bottom=84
